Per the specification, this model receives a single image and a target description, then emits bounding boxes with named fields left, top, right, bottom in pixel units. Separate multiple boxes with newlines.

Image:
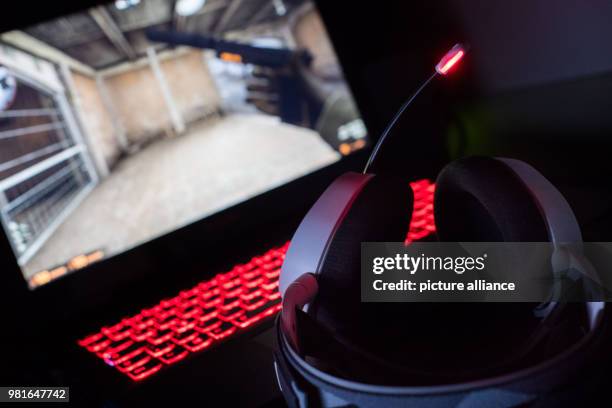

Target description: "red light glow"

left=406, top=179, right=436, bottom=243
left=78, top=179, right=437, bottom=381
left=436, top=44, right=465, bottom=75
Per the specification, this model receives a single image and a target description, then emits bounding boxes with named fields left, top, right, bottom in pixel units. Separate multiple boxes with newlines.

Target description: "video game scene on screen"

left=0, top=0, right=367, bottom=288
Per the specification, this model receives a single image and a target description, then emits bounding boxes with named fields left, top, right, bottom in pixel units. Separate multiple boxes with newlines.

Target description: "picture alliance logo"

left=372, top=253, right=488, bottom=275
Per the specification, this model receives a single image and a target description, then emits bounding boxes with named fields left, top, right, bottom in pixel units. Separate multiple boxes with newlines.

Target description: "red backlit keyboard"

left=78, top=180, right=436, bottom=381
left=406, top=179, right=435, bottom=243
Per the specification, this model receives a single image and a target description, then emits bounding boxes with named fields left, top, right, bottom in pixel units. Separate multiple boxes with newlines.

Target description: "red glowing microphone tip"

left=436, top=43, right=466, bottom=75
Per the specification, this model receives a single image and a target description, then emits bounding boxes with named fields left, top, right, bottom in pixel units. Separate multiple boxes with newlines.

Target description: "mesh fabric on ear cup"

left=308, top=175, right=413, bottom=341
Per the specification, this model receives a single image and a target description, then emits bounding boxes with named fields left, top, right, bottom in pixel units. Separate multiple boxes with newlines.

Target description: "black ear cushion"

left=309, top=175, right=413, bottom=339
left=409, top=156, right=557, bottom=380
left=434, top=156, right=549, bottom=242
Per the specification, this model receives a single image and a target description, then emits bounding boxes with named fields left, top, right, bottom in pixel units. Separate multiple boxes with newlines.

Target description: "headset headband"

left=497, top=158, right=604, bottom=328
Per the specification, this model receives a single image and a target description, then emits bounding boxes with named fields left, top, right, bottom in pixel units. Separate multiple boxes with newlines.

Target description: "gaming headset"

left=274, top=45, right=607, bottom=407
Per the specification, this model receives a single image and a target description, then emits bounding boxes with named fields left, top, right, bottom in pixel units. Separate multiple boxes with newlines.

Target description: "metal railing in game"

left=0, top=75, right=97, bottom=267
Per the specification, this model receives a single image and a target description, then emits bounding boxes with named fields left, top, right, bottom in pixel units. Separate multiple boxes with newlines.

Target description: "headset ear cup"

left=309, top=175, right=413, bottom=338
left=434, top=156, right=549, bottom=242
left=427, top=156, right=554, bottom=376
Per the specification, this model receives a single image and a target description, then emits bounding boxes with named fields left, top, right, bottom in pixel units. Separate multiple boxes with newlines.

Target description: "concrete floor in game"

left=23, top=114, right=339, bottom=277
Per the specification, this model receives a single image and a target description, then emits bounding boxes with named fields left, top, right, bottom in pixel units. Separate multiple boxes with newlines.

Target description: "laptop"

left=0, top=0, right=385, bottom=405
left=6, top=1, right=611, bottom=406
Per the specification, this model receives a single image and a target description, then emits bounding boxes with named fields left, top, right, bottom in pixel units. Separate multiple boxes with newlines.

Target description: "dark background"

left=1, top=0, right=612, bottom=404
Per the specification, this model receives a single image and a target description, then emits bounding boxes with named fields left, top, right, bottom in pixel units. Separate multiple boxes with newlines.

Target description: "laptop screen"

left=0, top=0, right=367, bottom=288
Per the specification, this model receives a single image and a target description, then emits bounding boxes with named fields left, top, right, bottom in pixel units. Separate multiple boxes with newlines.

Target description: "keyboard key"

left=224, top=285, right=243, bottom=297
left=169, top=319, right=195, bottom=333
left=197, top=279, right=218, bottom=291
left=115, top=351, right=152, bottom=372
left=103, top=342, right=144, bottom=364
left=195, top=317, right=221, bottom=332
left=159, top=298, right=179, bottom=308
left=240, top=287, right=263, bottom=300
left=78, top=332, right=104, bottom=347
left=219, top=306, right=244, bottom=321
left=154, top=315, right=178, bottom=330
left=221, top=279, right=241, bottom=292
left=145, top=340, right=174, bottom=357
left=177, top=304, right=201, bottom=319
left=243, top=276, right=264, bottom=289
left=202, top=293, right=222, bottom=307
left=262, top=280, right=279, bottom=292
left=241, top=269, right=261, bottom=281
left=130, top=326, right=156, bottom=342
left=172, top=329, right=198, bottom=344
left=102, top=323, right=132, bottom=341
left=209, top=321, right=236, bottom=340
left=127, top=314, right=155, bottom=330
left=199, top=285, right=220, bottom=300
left=264, top=269, right=280, bottom=280
left=158, top=298, right=180, bottom=313
left=146, top=305, right=173, bottom=320
left=127, top=359, right=162, bottom=381
left=159, top=345, right=188, bottom=364
left=197, top=306, right=218, bottom=321
left=105, top=338, right=134, bottom=354
left=85, top=335, right=111, bottom=353
left=232, top=315, right=258, bottom=329
left=179, top=288, right=200, bottom=302
left=148, top=329, right=173, bottom=345
left=232, top=299, right=282, bottom=329
left=220, top=296, right=240, bottom=310
left=217, top=270, right=239, bottom=282
left=265, top=291, right=281, bottom=301
left=258, top=297, right=282, bottom=311
left=241, top=295, right=267, bottom=310
left=183, top=333, right=213, bottom=352
left=247, top=298, right=282, bottom=317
